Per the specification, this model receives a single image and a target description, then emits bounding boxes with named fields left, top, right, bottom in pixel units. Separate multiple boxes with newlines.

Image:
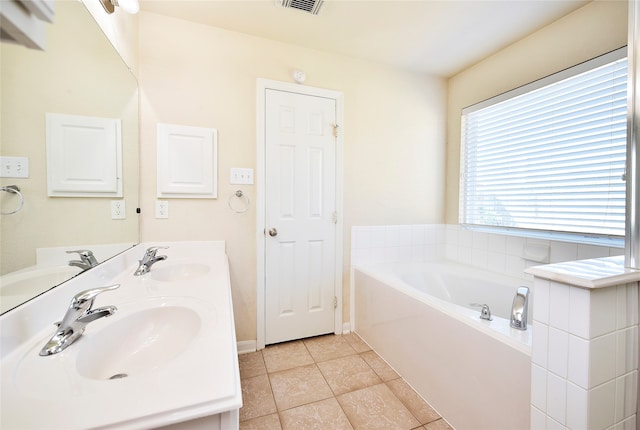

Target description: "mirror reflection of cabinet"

left=0, top=1, right=139, bottom=313
left=46, top=113, right=123, bottom=197
left=0, top=0, right=54, bottom=50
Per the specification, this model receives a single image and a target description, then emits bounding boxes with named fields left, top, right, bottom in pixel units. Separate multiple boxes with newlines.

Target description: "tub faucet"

left=39, top=284, right=120, bottom=356
left=510, top=286, right=529, bottom=330
left=471, top=303, right=492, bottom=321
left=66, top=249, right=99, bottom=271
left=134, top=246, right=168, bottom=276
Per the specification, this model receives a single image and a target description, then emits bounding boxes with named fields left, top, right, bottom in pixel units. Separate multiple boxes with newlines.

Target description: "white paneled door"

left=264, top=89, right=337, bottom=345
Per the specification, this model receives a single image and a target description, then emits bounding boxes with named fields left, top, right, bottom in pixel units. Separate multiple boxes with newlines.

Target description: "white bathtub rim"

left=353, top=262, right=532, bottom=355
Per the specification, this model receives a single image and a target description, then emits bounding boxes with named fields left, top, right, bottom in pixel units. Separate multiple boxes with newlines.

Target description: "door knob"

left=268, top=228, right=278, bottom=237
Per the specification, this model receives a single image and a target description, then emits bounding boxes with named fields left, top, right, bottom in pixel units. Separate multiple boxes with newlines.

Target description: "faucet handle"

left=66, top=249, right=98, bottom=265
left=66, top=249, right=94, bottom=257
left=145, top=246, right=169, bottom=257
left=470, top=303, right=493, bottom=321
left=70, top=284, right=120, bottom=311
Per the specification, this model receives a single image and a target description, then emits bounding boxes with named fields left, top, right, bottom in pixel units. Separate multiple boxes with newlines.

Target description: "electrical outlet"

left=156, top=200, right=169, bottom=218
left=111, top=200, right=126, bottom=219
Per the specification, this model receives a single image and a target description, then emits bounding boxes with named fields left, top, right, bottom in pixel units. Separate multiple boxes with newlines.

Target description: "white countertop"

left=525, top=255, right=640, bottom=289
left=0, top=241, right=241, bottom=429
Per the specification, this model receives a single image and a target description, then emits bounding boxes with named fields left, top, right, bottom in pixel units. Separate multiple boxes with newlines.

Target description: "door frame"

left=256, top=78, right=344, bottom=350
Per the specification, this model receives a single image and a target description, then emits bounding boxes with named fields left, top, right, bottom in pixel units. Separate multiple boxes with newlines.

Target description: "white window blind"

left=460, top=48, right=628, bottom=239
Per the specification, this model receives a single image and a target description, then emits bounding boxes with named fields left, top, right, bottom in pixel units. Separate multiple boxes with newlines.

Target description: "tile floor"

left=238, top=333, right=454, bottom=430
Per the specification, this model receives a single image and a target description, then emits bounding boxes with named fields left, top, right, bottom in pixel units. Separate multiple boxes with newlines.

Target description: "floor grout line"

left=239, top=334, right=453, bottom=430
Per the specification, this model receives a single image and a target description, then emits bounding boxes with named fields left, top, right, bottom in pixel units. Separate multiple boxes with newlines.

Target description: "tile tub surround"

left=350, top=225, right=446, bottom=267
left=351, top=224, right=623, bottom=285
left=526, top=257, right=640, bottom=430
left=238, top=334, right=452, bottom=430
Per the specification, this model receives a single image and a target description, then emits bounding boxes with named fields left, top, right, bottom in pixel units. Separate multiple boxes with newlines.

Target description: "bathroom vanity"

left=0, top=241, right=241, bottom=429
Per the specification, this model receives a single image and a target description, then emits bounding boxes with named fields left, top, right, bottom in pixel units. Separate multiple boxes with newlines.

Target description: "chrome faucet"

left=471, top=303, right=493, bottom=321
left=134, top=246, right=168, bottom=276
left=39, top=284, right=120, bottom=356
left=510, top=286, right=530, bottom=330
left=66, top=249, right=99, bottom=271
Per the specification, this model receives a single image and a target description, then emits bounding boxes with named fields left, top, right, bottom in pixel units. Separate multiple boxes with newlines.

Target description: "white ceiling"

left=140, top=0, right=591, bottom=77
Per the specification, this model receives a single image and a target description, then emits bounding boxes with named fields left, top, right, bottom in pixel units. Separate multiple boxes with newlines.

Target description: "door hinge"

left=332, top=211, right=338, bottom=224
left=332, top=124, right=339, bottom=138
left=334, top=296, right=337, bottom=309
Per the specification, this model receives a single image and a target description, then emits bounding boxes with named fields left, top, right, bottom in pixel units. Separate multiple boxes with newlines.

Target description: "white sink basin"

left=11, top=297, right=217, bottom=401
left=76, top=306, right=201, bottom=380
left=150, top=263, right=210, bottom=282
left=2, top=242, right=241, bottom=430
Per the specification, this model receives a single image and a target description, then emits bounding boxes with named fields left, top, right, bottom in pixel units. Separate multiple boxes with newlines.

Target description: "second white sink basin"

left=76, top=305, right=201, bottom=380
left=150, top=263, right=210, bottom=282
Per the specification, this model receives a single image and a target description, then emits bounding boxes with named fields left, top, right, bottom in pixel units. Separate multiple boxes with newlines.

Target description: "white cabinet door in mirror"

left=0, top=0, right=54, bottom=50
left=157, top=123, right=218, bottom=199
left=46, top=113, right=122, bottom=197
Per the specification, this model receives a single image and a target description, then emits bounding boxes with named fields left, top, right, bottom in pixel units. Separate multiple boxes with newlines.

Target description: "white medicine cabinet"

left=156, top=123, right=218, bottom=199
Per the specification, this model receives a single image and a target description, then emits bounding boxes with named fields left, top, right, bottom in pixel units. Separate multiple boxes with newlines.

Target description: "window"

left=460, top=48, right=627, bottom=243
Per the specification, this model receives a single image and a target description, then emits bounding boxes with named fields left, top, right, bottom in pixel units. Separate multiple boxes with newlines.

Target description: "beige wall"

left=138, top=12, right=447, bottom=341
left=446, top=0, right=628, bottom=224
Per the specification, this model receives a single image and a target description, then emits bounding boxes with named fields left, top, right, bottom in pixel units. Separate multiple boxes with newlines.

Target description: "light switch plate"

left=230, top=168, right=254, bottom=185
left=0, top=156, right=29, bottom=178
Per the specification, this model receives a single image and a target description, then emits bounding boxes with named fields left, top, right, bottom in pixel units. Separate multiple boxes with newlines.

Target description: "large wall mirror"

left=0, top=1, right=139, bottom=313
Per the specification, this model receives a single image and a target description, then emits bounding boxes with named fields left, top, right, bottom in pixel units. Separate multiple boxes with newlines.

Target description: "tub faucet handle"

left=470, top=303, right=492, bottom=321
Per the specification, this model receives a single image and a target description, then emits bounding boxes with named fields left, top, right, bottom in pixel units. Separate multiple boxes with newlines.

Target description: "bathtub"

left=353, top=260, right=533, bottom=430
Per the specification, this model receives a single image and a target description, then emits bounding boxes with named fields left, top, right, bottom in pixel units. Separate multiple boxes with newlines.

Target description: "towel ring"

left=228, top=190, right=250, bottom=213
left=0, top=185, right=24, bottom=215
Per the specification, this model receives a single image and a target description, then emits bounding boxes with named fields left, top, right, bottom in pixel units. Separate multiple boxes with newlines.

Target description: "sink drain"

left=109, top=373, right=128, bottom=380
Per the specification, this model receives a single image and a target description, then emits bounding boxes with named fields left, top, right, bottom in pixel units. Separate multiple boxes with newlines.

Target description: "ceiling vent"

left=280, top=0, right=324, bottom=16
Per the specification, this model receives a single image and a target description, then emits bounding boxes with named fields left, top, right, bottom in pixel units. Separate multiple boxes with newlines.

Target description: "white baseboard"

left=237, top=340, right=257, bottom=354
left=342, top=322, right=351, bottom=334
